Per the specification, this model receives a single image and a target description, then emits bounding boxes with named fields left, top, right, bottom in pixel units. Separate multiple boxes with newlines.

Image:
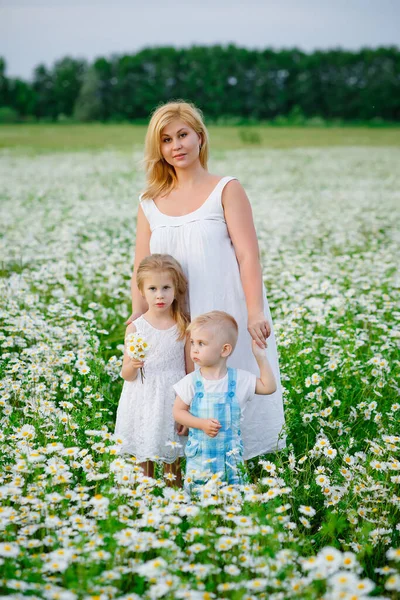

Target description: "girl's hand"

left=202, top=418, right=221, bottom=438
left=248, top=312, right=271, bottom=348
left=251, top=338, right=268, bottom=360
left=125, top=311, right=143, bottom=326
left=128, top=358, right=145, bottom=369
left=177, top=424, right=189, bottom=436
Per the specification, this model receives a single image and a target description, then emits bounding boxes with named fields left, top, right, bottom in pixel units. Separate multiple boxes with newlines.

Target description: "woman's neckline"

left=151, top=176, right=226, bottom=218
left=141, top=315, right=176, bottom=331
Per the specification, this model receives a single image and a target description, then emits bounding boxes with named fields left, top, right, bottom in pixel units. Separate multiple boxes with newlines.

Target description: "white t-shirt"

left=173, top=368, right=257, bottom=420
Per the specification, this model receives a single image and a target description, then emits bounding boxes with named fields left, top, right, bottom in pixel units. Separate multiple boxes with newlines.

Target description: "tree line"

left=1, top=45, right=399, bottom=123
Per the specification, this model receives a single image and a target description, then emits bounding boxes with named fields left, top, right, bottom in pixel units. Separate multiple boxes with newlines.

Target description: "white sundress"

left=114, top=316, right=187, bottom=463
left=140, top=176, right=286, bottom=460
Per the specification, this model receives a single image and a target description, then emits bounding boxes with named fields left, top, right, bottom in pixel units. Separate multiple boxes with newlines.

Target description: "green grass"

left=0, top=123, right=399, bottom=153
left=0, top=148, right=399, bottom=598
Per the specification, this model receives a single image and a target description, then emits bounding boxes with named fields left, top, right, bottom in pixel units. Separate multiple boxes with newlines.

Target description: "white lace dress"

left=140, top=176, right=286, bottom=460
left=114, top=316, right=187, bottom=463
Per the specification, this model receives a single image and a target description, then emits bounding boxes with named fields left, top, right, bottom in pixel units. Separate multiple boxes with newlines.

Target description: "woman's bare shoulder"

left=221, top=178, right=247, bottom=204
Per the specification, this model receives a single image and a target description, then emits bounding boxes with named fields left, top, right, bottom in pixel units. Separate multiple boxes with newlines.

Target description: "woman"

left=128, top=100, right=285, bottom=460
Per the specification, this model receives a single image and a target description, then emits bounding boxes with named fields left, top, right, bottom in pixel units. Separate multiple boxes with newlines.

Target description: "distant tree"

left=32, top=64, right=54, bottom=119
left=8, top=79, right=36, bottom=117
left=0, top=107, right=18, bottom=123
left=0, top=59, right=36, bottom=119
left=2, top=47, right=400, bottom=122
left=0, top=57, right=9, bottom=107
left=52, top=57, right=87, bottom=118
left=74, top=68, right=103, bottom=121
left=32, top=58, right=87, bottom=120
left=92, top=57, right=115, bottom=120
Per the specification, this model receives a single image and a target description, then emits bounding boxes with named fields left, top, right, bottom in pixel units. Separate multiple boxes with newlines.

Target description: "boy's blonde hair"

left=142, top=100, right=209, bottom=201
left=136, top=254, right=189, bottom=340
left=188, top=310, right=239, bottom=351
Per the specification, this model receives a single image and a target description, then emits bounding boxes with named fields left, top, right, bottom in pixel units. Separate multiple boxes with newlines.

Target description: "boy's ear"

left=221, top=343, right=233, bottom=358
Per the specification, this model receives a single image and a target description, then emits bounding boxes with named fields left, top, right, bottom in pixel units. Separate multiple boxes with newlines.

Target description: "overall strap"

left=226, top=367, right=237, bottom=397
left=193, top=369, right=205, bottom=398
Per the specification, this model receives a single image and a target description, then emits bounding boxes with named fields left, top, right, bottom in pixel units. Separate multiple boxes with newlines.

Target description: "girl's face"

left=141, top=271, right=175, bottom=315
left=160, top=119, right=202, bottom=169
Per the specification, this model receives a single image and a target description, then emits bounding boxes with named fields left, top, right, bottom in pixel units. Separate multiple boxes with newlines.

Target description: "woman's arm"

left=121, top=323, right=144, bottom=381
left=127, top=204, right=151, bottom=323
left=222, top=179, right=270, bottom=348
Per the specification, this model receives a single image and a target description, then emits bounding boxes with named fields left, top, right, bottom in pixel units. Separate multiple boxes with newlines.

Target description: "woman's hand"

left=125, top=311, right=143, bottom=326
left=248, top=312, right=271, bottom=349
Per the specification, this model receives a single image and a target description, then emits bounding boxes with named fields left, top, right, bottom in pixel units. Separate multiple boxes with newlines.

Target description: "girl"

left=173, top=311, right=277, bottom=492
left=115, top=254, right=193, bottom=485
left=128, top=100, right=286, bottom=461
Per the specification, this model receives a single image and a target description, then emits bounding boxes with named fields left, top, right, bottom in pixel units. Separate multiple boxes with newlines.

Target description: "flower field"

left=0, top=145, right=399, bottom=599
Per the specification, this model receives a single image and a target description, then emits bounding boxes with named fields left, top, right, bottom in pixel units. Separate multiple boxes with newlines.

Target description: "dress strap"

left=206, top=176, right=237, bottom=218
left=139, top=194, right=157, bottom=227
left=215, top=176, right=237, bottom=196
left=132, top=314, right=145, bottom=329
left=130, top=315, right=151, bottom=336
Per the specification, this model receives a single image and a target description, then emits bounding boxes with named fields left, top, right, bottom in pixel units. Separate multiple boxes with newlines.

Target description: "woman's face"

left=160, top=119, right=201, bottom=169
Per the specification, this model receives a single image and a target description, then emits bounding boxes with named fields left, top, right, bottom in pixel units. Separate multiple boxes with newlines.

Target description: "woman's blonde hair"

left=142, top=100, right=209, bottom=201
left=136, top=254, right=189, bottom=340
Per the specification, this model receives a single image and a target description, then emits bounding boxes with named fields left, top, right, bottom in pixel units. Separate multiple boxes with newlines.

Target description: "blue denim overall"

left=184, top=367, right=246, bottom=491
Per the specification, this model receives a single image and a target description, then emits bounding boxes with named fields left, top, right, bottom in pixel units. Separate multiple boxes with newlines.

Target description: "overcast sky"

left=1, top=0, right=399, bottom=80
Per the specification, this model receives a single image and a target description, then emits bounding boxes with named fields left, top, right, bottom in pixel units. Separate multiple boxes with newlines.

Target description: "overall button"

left=228, top=391, right=235, bottom=398
left=197, top=392, right=204, bottom=399
left=196, top=381, right=202, bottom=388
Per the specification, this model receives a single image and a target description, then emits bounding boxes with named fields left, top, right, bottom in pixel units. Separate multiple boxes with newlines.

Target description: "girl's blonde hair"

left=136, top=254, right=189, bottom=340
left=142, top=100, right=209, bottom=201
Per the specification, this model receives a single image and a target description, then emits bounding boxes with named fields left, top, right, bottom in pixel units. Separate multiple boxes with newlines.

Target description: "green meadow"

left=1, top=123, right=399, bottom=153
left=0, top=127, right=399, bottom=599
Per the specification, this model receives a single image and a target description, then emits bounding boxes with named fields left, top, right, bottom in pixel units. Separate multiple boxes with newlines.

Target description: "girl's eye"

left=163, top=286, right=170, bottom=290
left=149, top=287, right=156, bottom=291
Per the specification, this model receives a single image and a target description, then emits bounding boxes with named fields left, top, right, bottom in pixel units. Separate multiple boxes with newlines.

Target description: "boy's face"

left=189, top=325, right=231, bottom=367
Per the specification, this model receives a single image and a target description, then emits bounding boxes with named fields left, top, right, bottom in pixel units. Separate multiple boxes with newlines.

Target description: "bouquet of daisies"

left=125, top=332, right=149, bottom=383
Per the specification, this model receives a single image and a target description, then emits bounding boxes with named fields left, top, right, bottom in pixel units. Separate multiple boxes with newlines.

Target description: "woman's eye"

left=162, top=138, right=171, bottom=143
left=180, top=133, right=187, bottom=138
